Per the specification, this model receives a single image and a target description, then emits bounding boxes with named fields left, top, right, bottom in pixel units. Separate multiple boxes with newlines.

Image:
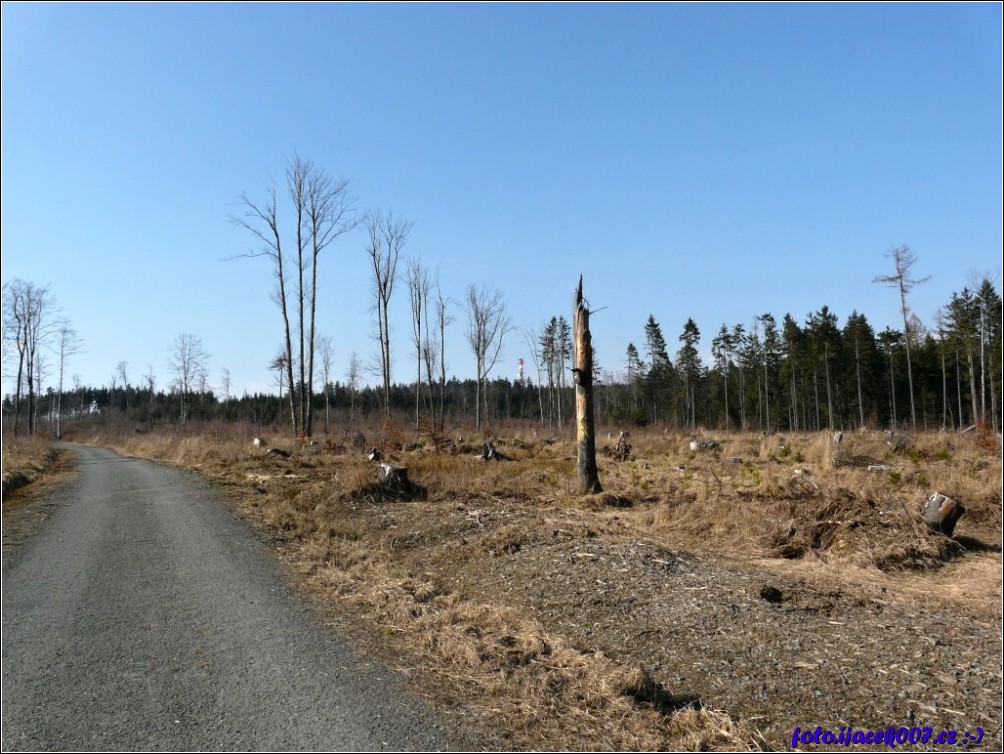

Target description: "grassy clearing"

left=90, top=423, right=1001, bottom=750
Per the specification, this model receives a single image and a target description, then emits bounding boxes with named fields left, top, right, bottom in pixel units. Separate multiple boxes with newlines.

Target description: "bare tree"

left=407, top=258, right=431, bottom=431
left=72, top=373, right=85, bottom=419
left=143, top=365, right=157, bottom=418
left=115, top=360, right=130, bottom=415
left=422, top=279, right=440, bottom=432
left=33, top=351, right=49, bottom=432
left=234, top=156, right=355, bottom=437
left=304, top=161, right=357, bottom=436
left=168, top=333, right=210, bottom=427
left=366, top=209, right=412, bottom=417
left=196, top=364, right=210, bottom=411
left=346, top=351, right=361, bottom=425
left=54, top=325, right=82, bottom=439
left=234, top=185, right=296, bottom=431
left=465, top=284, right=512, bottom=431
left=318, top=335, right=333, bottom=434
left=433, top=274, right=453, bottom=432
left=522, top=326, right=547, bottom=427
left=2, top=280, right=58, bottom=435
left=874, top=244, right=929, bottom=430
left=220, top=368, right=232, bottom=404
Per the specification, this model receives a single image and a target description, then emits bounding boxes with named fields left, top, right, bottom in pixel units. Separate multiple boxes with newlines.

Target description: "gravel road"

left=2, top=445, right=450, bottom=751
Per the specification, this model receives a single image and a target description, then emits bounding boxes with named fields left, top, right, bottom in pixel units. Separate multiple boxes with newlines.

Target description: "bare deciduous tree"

left=220, top=368, right=232, bottom=404
left=318, top=335, right=333, bottom=434
left=55, top=325, right=82, bottom=440
left=465, top=284, right=512, bottom=432
left=346, top=351, right=361, bottom=425
left=2, top=279, right=58, bottom=435
left=144, top=365, right=157, bottom=417
left=407, top=258, right=431, bottom=431
left=366, top=210, right=412, bottom=417
left=115, top=360, right=130, bottom=415
left=234, top=156, right=355, bottom=437
left=169, top=333, right=210, bottom=427
left=433, top=274, right=453, bottom=432
left=522, top=326, right=547, bottom=427
left=874, top=244, right=929, bottom=430
left=304, top=163, right=357, bottom=436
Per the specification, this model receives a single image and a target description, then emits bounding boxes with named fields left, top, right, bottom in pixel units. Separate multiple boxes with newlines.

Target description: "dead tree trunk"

left=574, top=276, right=602, bottom=493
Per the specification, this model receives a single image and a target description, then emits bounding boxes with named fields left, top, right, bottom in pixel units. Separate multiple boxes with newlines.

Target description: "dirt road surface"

left=2, top=445, right=450, bottom=751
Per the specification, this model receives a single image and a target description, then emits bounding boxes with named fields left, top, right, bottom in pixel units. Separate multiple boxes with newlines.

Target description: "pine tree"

left=677, top=318, right=702, bottom=428
left=643, top=315, right=672, bottom=424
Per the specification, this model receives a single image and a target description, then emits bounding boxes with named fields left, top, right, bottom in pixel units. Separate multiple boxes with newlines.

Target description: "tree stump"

left=368, top=447, right=383, bottom=462
left=481, top=442, right=512, bottom=462
left=378, top=463, right=409, bottom=489
left=611, top=431, right=632, bottom=461
left=690, top=439, right=720, bottom=452
left=921, top=492, right=965, bottom=537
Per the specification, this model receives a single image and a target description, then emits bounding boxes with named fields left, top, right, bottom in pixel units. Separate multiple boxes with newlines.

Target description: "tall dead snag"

left=573, top=276, right=602, bottom=493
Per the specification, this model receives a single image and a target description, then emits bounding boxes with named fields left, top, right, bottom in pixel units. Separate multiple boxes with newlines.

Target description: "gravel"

left=2, top=445, right=451, bottom=752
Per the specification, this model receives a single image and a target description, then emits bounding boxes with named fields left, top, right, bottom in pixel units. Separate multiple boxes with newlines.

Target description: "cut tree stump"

left=612, top=431, right=632, bottom=461
left=689, top=439, right=720, bottom=452
left=921, top=492, right=965, bottom=537
left=378, top=463, right=410, bottom=489
left=481, top=442, right=512, bottom=462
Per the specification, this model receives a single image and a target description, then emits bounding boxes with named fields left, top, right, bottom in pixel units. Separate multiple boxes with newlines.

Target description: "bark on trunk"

left=921, top=492, right=965, bottom=537
left=574, top=276, right=602, bottom=494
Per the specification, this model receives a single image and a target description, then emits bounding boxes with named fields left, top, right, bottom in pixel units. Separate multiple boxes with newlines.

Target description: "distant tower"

left=517, top=358, right=525, bottom=385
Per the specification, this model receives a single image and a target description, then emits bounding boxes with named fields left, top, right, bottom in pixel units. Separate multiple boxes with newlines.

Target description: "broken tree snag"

left=574, top=275, right=602, bottom=493
left=921, top=492, right=965, bottom=537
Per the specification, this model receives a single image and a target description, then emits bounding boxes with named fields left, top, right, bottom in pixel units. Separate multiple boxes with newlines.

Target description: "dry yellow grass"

left=85, top=423, right=1002, bottom=750
left=2, top=435, right=61, bottom=500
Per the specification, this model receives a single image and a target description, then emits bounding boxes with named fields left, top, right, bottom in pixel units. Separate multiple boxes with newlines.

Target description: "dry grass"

left=2, top=435, right=61, bottom=500
left=2, top=435, right=79, bottom=550
left=86, top=422, right=1002, bottom=750
left=600, top=428, right=1002, bottom=573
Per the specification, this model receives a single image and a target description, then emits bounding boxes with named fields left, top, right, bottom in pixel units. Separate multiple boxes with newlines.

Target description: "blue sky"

left=3, top=3, right=1001, bottom=396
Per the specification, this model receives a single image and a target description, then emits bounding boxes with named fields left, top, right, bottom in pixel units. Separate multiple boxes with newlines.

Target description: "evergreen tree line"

left=2, top=375, right=550, bottom=437
left=616, top=278, right=1001, bottom=434
left=4, top=278, right=1001, bottom=438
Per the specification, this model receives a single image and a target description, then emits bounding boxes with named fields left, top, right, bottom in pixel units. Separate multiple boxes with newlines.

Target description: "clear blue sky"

left=3, top=2, right=1001, bottom=396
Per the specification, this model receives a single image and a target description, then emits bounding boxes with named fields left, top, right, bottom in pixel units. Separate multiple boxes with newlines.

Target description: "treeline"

left=6, top=156, right=1001, bottom=441
left=3, top=376, right=547, bottom=437
left=4, top=262, right=1001, bottom=438
left=610, top=278, right=1001, bottom=434
left=6, top=275, right=1000, bottom=438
